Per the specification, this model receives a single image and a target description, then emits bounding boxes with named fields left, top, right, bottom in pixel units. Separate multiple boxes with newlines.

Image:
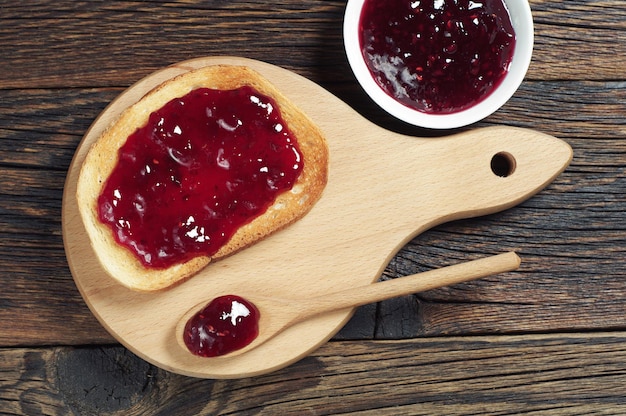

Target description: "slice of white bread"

left=76, top=65, right=329, bottom=292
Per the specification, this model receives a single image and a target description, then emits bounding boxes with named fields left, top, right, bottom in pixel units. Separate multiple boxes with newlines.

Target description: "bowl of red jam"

left=344, top=0, right=533, bottom=129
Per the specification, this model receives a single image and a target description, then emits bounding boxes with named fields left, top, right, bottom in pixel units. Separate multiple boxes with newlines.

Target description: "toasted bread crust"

left=76, top=65, right=328, bottom=291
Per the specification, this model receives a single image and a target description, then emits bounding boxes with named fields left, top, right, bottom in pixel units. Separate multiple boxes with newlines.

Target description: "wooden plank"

left=2, top=334, right=626, bottom=414
left=0, top=152, right=621, bottom=345
left=0, top=1, right=625, bottom=90
left=0, top=0, right=623, bottom=411
left=0, top=80, right=625, bottom=172
left=0, top=79, right=625, bottom=345
left=0, top=1, right=624, bottom=348
left=0, top=166, right=114, bottom=345
left=530, top=0, right=626, bottom=80
left=0, top=0, right=348, bottom=89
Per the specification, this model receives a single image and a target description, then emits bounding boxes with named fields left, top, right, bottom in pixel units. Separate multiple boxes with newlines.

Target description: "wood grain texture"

left=0, top=0, right=622, bottom=346
left=1, top=0, right=625, bottom=90
left=0, top=0, right=625, bottom=410
left=2, top=334, right=626, bottom=415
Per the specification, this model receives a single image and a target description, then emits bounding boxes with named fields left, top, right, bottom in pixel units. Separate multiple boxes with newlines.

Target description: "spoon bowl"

left=177, top=251, right=521, bottom=358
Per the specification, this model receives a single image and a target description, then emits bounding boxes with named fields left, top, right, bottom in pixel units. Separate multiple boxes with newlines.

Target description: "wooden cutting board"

left=62, top=56, right=572, bottom=379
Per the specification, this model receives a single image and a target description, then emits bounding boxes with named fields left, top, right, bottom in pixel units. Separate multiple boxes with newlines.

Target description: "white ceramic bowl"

left=344, top=0, right=534, bottom=129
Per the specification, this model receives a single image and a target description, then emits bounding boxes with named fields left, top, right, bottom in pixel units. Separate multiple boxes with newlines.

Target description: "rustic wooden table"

left=1, top=0, right=625, bottom=414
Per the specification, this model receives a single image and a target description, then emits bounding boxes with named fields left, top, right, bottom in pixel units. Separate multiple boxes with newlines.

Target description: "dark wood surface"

left=1, top=0, right=625, bottom=414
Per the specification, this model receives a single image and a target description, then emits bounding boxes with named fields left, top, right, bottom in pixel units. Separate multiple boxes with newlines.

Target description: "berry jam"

left=359, top=0, right=516, bottom=114
left=98, top=86, right=303, bottom=269
left=183, top=295, right=260, bottom=357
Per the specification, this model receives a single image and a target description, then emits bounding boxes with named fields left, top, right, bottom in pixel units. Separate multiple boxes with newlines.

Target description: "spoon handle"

left=307, top=251, right=520, bottom=316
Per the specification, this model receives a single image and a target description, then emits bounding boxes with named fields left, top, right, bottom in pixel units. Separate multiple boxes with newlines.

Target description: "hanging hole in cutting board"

left=491, top=152, right=516, bottom=177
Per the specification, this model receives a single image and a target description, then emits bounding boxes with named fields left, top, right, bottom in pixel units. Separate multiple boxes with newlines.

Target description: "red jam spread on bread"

left=98, top=86, right=303, bottom=268
left=183, top=295, right=259, bottom=357
left=359, top=0, right=516, bottom=113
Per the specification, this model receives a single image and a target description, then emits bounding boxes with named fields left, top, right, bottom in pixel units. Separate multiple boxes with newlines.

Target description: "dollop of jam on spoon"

left=183, top=295, right=260, bottom=357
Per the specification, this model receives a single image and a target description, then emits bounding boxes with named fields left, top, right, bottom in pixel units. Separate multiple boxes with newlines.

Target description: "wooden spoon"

left=176, top=251, right=520, bottom=358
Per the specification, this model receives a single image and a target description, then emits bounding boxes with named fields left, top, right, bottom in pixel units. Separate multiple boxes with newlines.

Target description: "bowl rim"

left=343, top=0, right=534, bottom=129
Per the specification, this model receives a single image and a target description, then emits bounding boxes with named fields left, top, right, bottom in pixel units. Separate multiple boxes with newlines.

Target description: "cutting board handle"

left=358, top=126, right=573, bottom=235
